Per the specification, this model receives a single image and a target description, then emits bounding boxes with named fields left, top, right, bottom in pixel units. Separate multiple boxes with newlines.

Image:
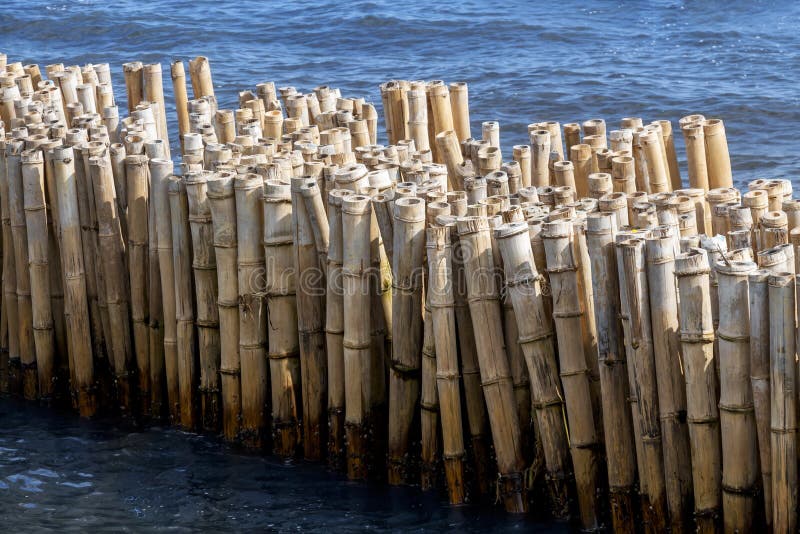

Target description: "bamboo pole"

left=143, top=63, right=170, bottom=158
left=262, top=178, right=301, bottom=456
left=21, top=149, right=56, bottom=401
left=449, top=82, right=470, bottom=142
left=52, top=145, right=96, bottom=416
left=145, top=158, right=165, bottom=419
left=235, top=173, right=268, bottom=448
left=681, top=123, right=708, bottom=193
left=675, top=248, right=722, bottom=533
left=0, top=139, right=20, bottom=396
left=407, top=83, right=430, bottom=152
left=122, top=61, right=143, bottom=113
left=496, top=220, right=571, bottom=518
left=656, top=120, right=681, bottom=190
left=290, top=176, right=328, bottom=460
left=769, top=272, right=798, bottom=533
left=645, top=228, right=694, bottom=530
left=563, top=123, right=581, bottom=156
left=569, top=143, right=591, bottom=199
left=641, top=129, right=670, bottom=193
left=531, top=129, right=550, bottom=187
left=420, top=286, right=439, bottom=491
left=150, top=157, right=179, bottom=422
left=300, top=180, right=330, bottom=276
left=457, top=215, right=526, bottom=513
left=170, top=60, right=190, bottom=142
left=387, top=196, right=425, bottom=484
left=513, top=145, right=531, bottom=189
left=188, top=56, right=215, bottom=99
left=207, top=172, right=241, bottom=441
left=714, top=259, right=759, bottom=532
left=703, top=120, right=733, bottom=189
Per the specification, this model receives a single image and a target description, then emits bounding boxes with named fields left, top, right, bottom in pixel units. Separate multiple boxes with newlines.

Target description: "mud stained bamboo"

left=207, top=172, right=242, bottom=441
left=235, top=174, right=268, bottom=448
left=90, top=154, right=134, bottom=416
left=263, top=179, right=301, bottom=457
left=495, top=220, right=571, bottom=519
left=715, top=259, right=758, bottom=532
left=675, top=248, right=722, bottom=533
left=645, top=228, right=694, bottom=531
left=125, top=155, right=150, bottom=417
left=291, top=176, right=328, bottom=461
left=21, top=149, right=55, bottom=401
left=150, top=158, right=179, bottom=422
left=7, top=140, right=37, bottom=399
left=52, top=146, right=95, bottom=416
left=0, top=140, right=20, bottom=396
left=585, top=213, right=636, bottom=532
left=457, top=216, right=526, bottom=514
left=387, top=196, right=425, bottom=484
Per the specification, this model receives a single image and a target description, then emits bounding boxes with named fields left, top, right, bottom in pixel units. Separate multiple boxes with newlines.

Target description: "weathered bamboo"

left=170, top=60, right=190, bottom=141
left=207, top=172, right=241, bottom=441
left=770, top=272, right=798, bottom=533
left=150, top=158, right=179, bottom=422
left=262, top=179, right=301, bottom=456
left=703, top=119, right=733, bottom=189
left=420, top=286, right=439, bottom=491
left=52, top=145, right=96, bottom=416
left=715, top=259, right=759, bottom=532
left=122, top=61, right=143, bottom=113
left=235, top=173, right=268, bottom=448
left=531, top=129, right=550, bottom=187
left=428, top=81, right=453, bottom=155
left=512, top=145, right=531, bottom=189
left=387, top=196, right=425, bottom=484
left=290, top=176, right=328, bottom=460
left=449, top=82, right=470, bottom=142
left=143, top=63, right=170, bottom=158
left=300, top=180, right=330, bottom=276
left=495, top=220, right=571, bottom=518
left=656, top=120, right=681, bottom=190
left=0, top=139, right=20, bottom=396
left=641, top=129, right=670, bottom=193
left=457, top=215, right=526, bottom=513
left=569, top=143, right=592, bottom=199
left=407, top=83, right=430, bottom=152
left=21, top=149, right=55, bottom=401
left=542, top=218, right=600, bottom=528
left=188, top=56, right=215, bottom=99
left=645, top=227, right=694, bottom=531
left=675, top=248, right=721, bottom=533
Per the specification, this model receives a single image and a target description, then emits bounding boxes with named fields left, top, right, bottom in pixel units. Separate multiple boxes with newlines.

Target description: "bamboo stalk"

left=300, top=180, right=330, bottom=276
left=714, top=259, right=759, bottom=532
left=262, top=178, right=301, bottom=456
left=143, top=63, right=170, bottom=158
left=170, top=60, right=190, bottom=141
left=291, top=176, right=328, bottom=460
left=0, top=139, right=20, bottom=396
left=449, top=82, right=470, bottom=142
left=188, top=56, right=215, bottom=99
left=235, top=173, right=268, bottom=448
left=207, top=172, right=242, bottom=441
left=531, top=129, right=550, bottom=187
left=641, top=129, right=670, bottom=193
left=122, top=61, right=143, bottom=113
left=569, top=143, right=591, bottom=198
left=407, top=82, right=430, bottom=152
left=585, top=213, right=637, bottom=531
left=703, top=120, right=733, bottom=190
left=420, top=286, right=439, bottom=491
left=457, top=215, right=526, bottom=513
left=496, top=220, right=571, bottom=519
left=656, top=120, right=681, bottom=190
left=150, top=157, right=179, bottom=422
left=675, top=248, right=722, bottom=533
left=645, top=227, right=694, bottom=531
left=21, top=149, right=55, bottom=401
left=52, top=145, right=96, bottom=416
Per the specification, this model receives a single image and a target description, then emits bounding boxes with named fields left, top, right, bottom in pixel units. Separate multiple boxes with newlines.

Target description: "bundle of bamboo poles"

left=6, top=51, right=800, bottom=529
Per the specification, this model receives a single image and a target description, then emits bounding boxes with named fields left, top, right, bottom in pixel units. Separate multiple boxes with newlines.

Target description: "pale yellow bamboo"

left=703, top=119, right=733, bottom=189
left=448, top=82, right=470, bottom=142
left=0, top=139, right=20, bottom=395
left=188, top=56, right=215, bottom=99
left=170, top=60, right=190, bottom=140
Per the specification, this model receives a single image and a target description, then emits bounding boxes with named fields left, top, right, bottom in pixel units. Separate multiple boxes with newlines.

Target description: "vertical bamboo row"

left=675, top=248, right=722, bottom=533
left=263, top=179, right=301, bottom=456
left=207, top=172, right=242, bottom=441
left=236, top=173, right=268, bottom=448
left=457, top=215, right=526, bottom=513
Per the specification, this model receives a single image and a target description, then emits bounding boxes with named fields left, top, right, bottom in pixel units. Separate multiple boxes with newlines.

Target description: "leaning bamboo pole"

left=770, top=272, right=798, bottom=533
left=21, top=149, right=55, bottom=401
left=291, top=176, right=328, bottom=461
left=675, top=248, right=722, bottom=533
left=387, top=196, right=425, bottom=485
left=715, top=259, right=759, bottom=532
left=7, top=139, right=37, bottom=399
left=170, top=60, right=190, bottom=141
left=457, top=215, right=526, bottom=513
left=125, top=154, right=150, bottom=417
left=207, top=172, right=242, bottom=441
left=235, top=173, right=268, bottom=448
left=52, top=145, right=96, bottom=416
left=263, top=179, right=301, bottom=457
left=495, top=220, right=571, bottom=519
left=645, top=227, right=694, bottom=530
left=0, top=139, right=20, bottom=396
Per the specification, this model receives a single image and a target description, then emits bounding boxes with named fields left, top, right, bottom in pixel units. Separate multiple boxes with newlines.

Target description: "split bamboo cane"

left=263, top=179, right=301, bottom=456
left=675, top=248, right=722, bottom=533
left=235, top=173, right=268, bottom=448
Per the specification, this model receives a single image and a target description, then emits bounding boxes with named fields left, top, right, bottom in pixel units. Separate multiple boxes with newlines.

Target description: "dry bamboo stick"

left=586, top=213, right=636, bottom=532
left=0, top=139, right=20, bottom=396
left=262, top=179, right=301, bottom=456
left=143, top=63, right=170, bottom=158
left=420, top=288, right=439, bottom=491
left=188, top=56, right=215, bottom=99
left=496, top=220, right=571, bottom=519
left=150, top=157, right=179, bottom=422
left=122, top=61, right=143, bottom=113
left=125, top=154, right=150, bottom=416
left=457, top=215, right=526, bottom=513
left=145, top=157, right=165, bottom=419
left=770, top=272, right=797, bottom=533
left=449, top=82, right=470, bottom=142
left=388, top=196, right=425, bottom=484
left=715, top=259, right=758, bottom=532
left=52, top=145, right=96, bottom=416
left=170, top=60, right=190, bottom=141
left=645, top=227, right=694, bottom=531
left=531, top=129, right=550, bottom=187
left=570, top=143, right=591, bottom=199
left=407, top=82, right=430, bottom=152
left=300, top=180, right=330, bottom=276
left=235, top=173, right=268, bottom=448
left=21, top=149, right=55, bottom=401
left=703, top=120, right=733, bottom=190
left=207, top=172, right=242, bottom=441
left=290, top=176, right=328, bottom=460
left=675, top=248, right=722, bottom=533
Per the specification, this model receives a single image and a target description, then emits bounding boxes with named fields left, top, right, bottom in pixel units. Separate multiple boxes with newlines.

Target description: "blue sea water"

left=0, top=0, right=796, bottom=530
